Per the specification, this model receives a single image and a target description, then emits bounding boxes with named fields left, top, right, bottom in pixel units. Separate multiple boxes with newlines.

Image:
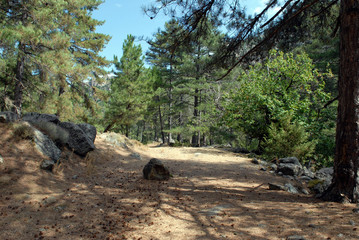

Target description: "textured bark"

left=321, top=0, right=359, bottom=203
left=14, top=50, right=25, bottom=116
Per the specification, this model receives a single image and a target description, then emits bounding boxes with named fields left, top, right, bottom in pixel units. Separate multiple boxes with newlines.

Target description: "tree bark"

left=14, top=48, right=25, bottom=116
left=192, top=88, right=199, bottom=147
left=157, top=96, right=165, bottom=144
left=321, top=0, right=359, bottom=203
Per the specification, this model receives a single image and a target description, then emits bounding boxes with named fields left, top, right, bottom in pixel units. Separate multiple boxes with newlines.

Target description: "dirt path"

left=0, top=129, right=358, bottom=240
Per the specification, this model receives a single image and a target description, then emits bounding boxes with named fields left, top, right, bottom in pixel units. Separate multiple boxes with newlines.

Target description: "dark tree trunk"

left=157, top=97, right=165, bottom=144
left=104, top=119, right=117, bottom=133
left=125, top=125, right=129, bottom=138
left=14, top=49, right=25, bottom=116
left=168, top=62, right=173, bottom=144
left=321, top=0, right=359, bottom=203
left=192, top=88, right=199, bottom=147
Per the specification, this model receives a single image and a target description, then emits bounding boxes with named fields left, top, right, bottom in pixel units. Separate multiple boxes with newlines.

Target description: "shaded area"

left=0, top=128, right=358, bottom=240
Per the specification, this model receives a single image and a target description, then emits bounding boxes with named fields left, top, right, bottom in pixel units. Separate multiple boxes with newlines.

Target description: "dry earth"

left=0, top=122, right=358, bottom=240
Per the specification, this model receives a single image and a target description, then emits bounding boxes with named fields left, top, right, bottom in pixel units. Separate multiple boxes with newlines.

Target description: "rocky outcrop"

left=0, top=111, right=97, bottom=171
left=22, top=112, right=60, bottom=124
left=143, top=158, right=170, bottom=181
left=77, top=123, right=97, bottom=143
left=31, top=123, right=62, bottom=163
left=0, top=111, right=19, bottom=123
left=59, top=122, right=95, bottom=156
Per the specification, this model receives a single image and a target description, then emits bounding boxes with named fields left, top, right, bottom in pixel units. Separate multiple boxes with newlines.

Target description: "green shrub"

left=11, top=122, right=35, bottom=140
left=263, top=115, right=315, bottom=164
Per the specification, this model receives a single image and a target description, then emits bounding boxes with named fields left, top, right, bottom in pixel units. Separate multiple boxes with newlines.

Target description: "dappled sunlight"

left=1, top=129, right=358, bottom=239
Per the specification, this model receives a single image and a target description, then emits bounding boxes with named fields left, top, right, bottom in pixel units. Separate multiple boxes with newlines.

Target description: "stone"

left=277, top=163, right=302, bottom=176
left=30, top=122, right=61, bottom=163
left=284, top=183, right=299, bottom=194
left=59, top=122, right=95, bottom=156
left=0, top=111, right=19, bottom=123
left=0, top=154, right=3, bottom=164
left=279, top=157, right=301, bottom=166
left=22, top=112, right=60, bottom=124
left=315, top=167, right=333, bottom=181
left=268, top=183, right=285, bottom=191
left=251, top=158, right=260, bottom=164
left=302, top=167, right=315, bottom=179
left=77, top=123, right=97, bottom=143
left=286, top=235, right=306, bottom=240
left=352, top=208, right=359, bottom=213
left=143, top=158, right=170, bottom=181
left=270, top=164, right=277, bottom=171
left=40, top=159, right=56, bottom=171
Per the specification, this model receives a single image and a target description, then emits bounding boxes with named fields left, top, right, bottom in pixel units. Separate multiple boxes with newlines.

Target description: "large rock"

left=0, top=111, right=19, bottom=123
left=30, top=122, right=62, bottom=163
left=59, top=122, right=95, bottom=156
left=77, top=123, right=97, bottom=143
left=22, top=112, right=60, bottom=124
left=278, top=157, right=301, bottom=166
left=143, top=158, right=170, bottom=181
left=277, top=157, right=303, bottom=176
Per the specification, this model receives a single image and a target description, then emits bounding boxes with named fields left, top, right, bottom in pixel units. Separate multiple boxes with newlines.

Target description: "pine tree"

left=104, top=35, right=151, bottom=136
left=0, top=0, right=110, bottom=118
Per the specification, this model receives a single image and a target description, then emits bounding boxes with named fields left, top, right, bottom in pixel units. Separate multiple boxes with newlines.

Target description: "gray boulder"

left=302, top=166, right=315, bottom=179
left=143, top=158, right=170, bottom=181
left=310, top=167, right=333, bottom=195
left=315, top=167, right=333, bottom=181
left=77, top=123, right=97, bottom=143
left=0, top=111, right=19, bottom=123
left=278, top=157, right=301, bottom=166
left=40, top=159, right=57, bottom=171
left=31, top=123, right=62, bottom=163
left=22, top=112, right=60, bottom=124
left=277, top=163, right=302, bottom=176
left=277, top=157, right=303, bottom=176
left=59, top=122, right=95, bottom=156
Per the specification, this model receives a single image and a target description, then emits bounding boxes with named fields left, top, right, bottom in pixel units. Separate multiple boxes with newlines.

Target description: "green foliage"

left=0, top=0, right=110, bottom=120
left=223, top=50, right=332, bottom=152
left=263, top=115, right=315, bottom=163
left=11, top=123, right=34, bottom=140
left=105, top=35, right=153, bottom=134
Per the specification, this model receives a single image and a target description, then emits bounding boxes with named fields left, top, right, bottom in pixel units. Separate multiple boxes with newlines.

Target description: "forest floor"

left=0, top=123, right=358, bottom=240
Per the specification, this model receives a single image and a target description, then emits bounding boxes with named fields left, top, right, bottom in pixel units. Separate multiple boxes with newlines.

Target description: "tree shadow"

left=0, top=135, right=358, bottom=240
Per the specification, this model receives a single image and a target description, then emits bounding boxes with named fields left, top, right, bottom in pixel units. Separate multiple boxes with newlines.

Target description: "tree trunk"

left=56, top=75, right=66, bottom=118
left=321, top=0, right=359, bottom=203
left=14, top=49, right=25, bottom=116
left=157, top=97, right=165, bottom=144
left=168, top=62, right=173, bottom=144
left=192, top=88, right=199, bottom=147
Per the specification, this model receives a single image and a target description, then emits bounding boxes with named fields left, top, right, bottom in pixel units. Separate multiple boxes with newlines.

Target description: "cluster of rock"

left=252, top=156, right=333, bottom=196
left=0, top=111, right=96, bottom=171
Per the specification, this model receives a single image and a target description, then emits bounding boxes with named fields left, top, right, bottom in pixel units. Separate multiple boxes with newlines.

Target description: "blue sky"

left=92, top=0, right=278, bottom=66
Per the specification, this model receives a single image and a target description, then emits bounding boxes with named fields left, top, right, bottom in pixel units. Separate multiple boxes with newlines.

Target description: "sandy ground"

left=0, top=123, right=359, bottom=240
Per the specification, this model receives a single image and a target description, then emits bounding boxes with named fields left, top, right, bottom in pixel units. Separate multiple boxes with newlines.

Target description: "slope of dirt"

left=0, top=122, right=358, bottom=240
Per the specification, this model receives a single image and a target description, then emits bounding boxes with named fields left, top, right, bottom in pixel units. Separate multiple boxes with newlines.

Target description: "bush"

left=11, top=122, right=35, bottom=140
left=263, top=115, right=315, bottom=164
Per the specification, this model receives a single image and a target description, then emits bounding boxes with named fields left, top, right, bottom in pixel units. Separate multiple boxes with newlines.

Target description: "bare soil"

left=0, top=122, right=358, bottom=240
